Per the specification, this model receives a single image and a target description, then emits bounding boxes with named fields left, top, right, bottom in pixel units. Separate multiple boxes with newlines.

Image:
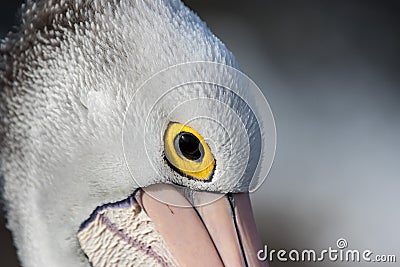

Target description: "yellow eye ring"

left=164, top=122, right=215, bottom=181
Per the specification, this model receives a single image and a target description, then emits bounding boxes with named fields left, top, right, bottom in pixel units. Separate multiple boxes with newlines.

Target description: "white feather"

left=0, top=0, right=262, bottom=266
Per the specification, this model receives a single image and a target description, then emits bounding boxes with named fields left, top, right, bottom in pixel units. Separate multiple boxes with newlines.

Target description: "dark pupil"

left=178, top=132, right=201, bottom=161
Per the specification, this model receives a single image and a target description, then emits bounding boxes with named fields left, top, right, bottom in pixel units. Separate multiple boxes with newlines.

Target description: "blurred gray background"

left=1, top=0, right=399, bottom=266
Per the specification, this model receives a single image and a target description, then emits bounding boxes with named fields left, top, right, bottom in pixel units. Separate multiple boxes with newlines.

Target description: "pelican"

left=0, top=0, right=274, bottom=266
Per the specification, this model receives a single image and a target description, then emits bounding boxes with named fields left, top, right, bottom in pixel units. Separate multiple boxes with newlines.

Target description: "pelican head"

left=0, top=0, right=274, bottom=266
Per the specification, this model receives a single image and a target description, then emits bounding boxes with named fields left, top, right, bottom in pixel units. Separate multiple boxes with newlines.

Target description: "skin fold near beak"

left=137, top=184, right=268, bottom=267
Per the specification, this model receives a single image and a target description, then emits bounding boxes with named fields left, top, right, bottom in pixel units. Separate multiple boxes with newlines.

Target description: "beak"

left=137, top=184, right=268, bottom=267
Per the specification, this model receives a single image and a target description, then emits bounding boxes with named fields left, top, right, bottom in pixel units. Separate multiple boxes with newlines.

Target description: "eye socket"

left=164, top=123, right=215, bottom=181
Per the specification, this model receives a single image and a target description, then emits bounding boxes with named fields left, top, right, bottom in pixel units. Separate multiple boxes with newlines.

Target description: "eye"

left=175, top=132, right=202, bottom=161
left=164, top=123, right=215, bottom=181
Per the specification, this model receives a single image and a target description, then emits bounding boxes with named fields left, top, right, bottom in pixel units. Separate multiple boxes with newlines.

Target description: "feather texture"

left=0, top=1, right=261, bottom=266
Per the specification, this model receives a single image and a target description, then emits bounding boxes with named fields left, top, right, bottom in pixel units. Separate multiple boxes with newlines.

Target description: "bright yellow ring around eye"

left=164, top=122, right=215, bottom=181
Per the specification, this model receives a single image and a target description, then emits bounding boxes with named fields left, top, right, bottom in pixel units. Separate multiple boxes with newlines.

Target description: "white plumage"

left=0, top=0, right=268, bottom=266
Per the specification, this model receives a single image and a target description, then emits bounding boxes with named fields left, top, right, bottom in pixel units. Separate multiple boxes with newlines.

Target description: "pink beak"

left=137, top=184, right=268, bottom=267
